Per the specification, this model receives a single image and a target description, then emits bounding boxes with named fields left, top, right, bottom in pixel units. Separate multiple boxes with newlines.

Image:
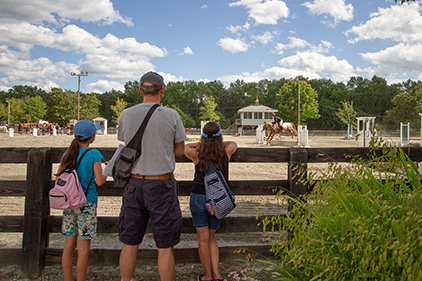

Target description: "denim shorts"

left=117, top=177, right=182, bottom=248
left=62, top=203, right=97, bottom=239
left=190, top=193, right=222, bottom=230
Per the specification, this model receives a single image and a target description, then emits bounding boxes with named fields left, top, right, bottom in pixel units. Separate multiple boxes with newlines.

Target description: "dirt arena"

left=0, top=132, right=401, bottom=280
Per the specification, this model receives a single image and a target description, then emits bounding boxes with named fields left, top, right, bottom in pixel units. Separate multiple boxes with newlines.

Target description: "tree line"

left=0, top=75, right=421, bottom=130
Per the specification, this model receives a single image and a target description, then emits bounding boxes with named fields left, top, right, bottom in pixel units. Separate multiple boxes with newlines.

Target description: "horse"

left=262, top=121, right=281, bottom=145
left=19, top=123, right=30, bottom=134
left=280, top=122, right=298, bottom=138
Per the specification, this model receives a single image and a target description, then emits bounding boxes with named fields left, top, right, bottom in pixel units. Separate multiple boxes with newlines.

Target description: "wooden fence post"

left=287, top=148, right=308, bottom=241
left=21, top=148, right=51, bottom=278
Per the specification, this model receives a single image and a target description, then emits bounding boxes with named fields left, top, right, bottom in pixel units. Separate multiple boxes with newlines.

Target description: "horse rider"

left=272, top=113, right=283, bottom=131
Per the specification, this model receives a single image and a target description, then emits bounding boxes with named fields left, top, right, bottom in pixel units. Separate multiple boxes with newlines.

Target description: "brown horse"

left=262, top=121, right=281, bottom=145
left=280, top=122, right=298, bottom=138
left=19, top=123, right=29, bottom=134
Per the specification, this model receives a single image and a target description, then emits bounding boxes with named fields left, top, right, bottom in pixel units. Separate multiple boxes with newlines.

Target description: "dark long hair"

left=55, top=138, right=90, bottom=176
left=198, top=122, right=226, bottom=172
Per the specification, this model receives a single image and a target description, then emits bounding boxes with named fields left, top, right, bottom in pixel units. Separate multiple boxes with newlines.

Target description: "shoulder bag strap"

left=75, top=148, right=93, bottom=195
left=126, top=103, right=160, bottom=156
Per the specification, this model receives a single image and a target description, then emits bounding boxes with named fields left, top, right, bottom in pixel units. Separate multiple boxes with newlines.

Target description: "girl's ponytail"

left=55, top=138, right=80, bottom=176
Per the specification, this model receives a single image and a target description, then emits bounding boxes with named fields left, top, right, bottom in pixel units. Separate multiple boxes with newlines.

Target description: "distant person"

left=272, top=113, right=282, bottom=131
left=184, top=122, right=238, bottom=281
left=117, top=71, right=187, bottom=281
left=56, top=120, right=107, bottom=281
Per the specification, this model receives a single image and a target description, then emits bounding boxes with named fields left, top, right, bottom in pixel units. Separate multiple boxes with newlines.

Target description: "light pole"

left=290, top=78, right=305, bottom=126
left=69, top=71, right=88, bottom=121
left=6, top=100, right=10, bottom=125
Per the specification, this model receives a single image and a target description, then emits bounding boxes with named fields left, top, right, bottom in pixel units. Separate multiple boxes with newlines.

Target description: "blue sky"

left=0, top=0, right=421, bottom=93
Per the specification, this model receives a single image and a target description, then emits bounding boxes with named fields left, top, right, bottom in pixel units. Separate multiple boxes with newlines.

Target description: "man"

left=272, top=113, right=282, bottom=131
left=117, top=71, right=187, bottom=281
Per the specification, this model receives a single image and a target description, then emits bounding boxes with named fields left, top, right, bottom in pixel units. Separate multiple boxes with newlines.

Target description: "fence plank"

left=0, top=249, right=21, bottom=265
left=21, top=148, right=52, bottom=279
left=47, top=215, right=278, bottom=234
left=94, top=179, right=288, bottom=196
left=0, top=181, right=26, bottom=196
left=0, top=216, right=23, bottom=232
left=45, top=245, right=274, bottom=266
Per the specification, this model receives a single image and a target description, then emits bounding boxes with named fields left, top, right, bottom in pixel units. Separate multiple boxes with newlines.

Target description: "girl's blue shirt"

left=73, top=147, right=103, bottom=203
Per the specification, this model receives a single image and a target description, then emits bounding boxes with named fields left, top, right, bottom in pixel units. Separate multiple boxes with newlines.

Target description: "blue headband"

left=202, top=129, right=222, bottom=138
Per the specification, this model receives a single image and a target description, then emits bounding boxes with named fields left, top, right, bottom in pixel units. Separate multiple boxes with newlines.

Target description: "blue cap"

left=74, top=120, right=96, bottom=140
left=94, top=123, right=102, bottom=130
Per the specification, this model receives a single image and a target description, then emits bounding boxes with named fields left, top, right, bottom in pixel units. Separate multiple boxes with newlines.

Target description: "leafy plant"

left=258, top=139, right=422, bottom=280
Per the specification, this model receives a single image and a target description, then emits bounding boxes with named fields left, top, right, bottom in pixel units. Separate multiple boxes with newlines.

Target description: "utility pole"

left=68, top=71, right=88, bottom=121
left=6, top=100, right=10, bottom=125
left=290, top=78, right=306, bottom=126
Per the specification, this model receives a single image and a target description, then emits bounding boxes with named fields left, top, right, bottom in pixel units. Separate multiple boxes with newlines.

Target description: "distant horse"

left=19, top=123, right=30, bottom=134
left=262, top=121, right=281, bottom=145
left=280, top=122, right=298, bottom=138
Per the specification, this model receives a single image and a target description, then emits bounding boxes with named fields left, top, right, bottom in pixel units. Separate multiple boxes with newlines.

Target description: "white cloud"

left=0, top=22, right=168, bottom=89
left=227, top=22, right=251, bottom=33
left=178, top=47, right=194, bottom=56
left=361, top=43, right=422, bottom=73
left=278, top=51, right=361, bottom=81
left=251, top=31, right=274, bottom=45
left=229, top=0, right=289, bottom=25
left=201, top=4, right=208, bottom=9
left=218, top=37, right=249, bottom=53
left=0, top=46, right=75, bottom=91
left=303, top=0, right=354, bottom=26
left=0, top=0, right=133, bottom=26
left=85, top=80, right=125, bottom=93
left=346, top=3, right=422, bottom=44
left=274, top=37, right=332, bottom=54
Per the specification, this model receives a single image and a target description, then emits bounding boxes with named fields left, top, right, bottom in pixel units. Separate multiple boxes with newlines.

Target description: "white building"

left=237, top=98, right=278, bottom=129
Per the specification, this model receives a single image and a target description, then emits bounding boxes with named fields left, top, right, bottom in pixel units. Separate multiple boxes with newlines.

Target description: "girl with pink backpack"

left=55, top=120, right=107, bottom=281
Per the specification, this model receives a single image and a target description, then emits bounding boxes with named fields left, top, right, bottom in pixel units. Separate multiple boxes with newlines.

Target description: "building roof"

left=93, top=117, right=107, bottom=121
left=238, top=104, right=278, bottom=113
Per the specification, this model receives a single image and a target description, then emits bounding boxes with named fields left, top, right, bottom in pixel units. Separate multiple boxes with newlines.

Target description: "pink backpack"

left=49, top=149, right=93, bottom=210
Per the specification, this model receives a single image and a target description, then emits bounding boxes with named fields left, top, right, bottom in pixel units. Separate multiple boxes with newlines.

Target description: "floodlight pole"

left=68, top=71, right=89, bottom=121
left=290, top=78, right=306, bottom=126
left=6, top=100, right=10, bottom=125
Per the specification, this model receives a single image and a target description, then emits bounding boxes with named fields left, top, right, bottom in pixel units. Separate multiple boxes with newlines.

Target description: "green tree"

left=8, top=98, right=26, bottom=123
left=80, top=93, right=101, bottom=120
left=24, top=96, right=47, bottom=122
left=97, top=89, right=124, bottom=126
left=110, top=97, right=127, bottom=125
left=0, top=101, right=7, bottom=122
left=199, top=96, right=220, bottom=122
left=47, top=88, right=78, bottom=125
left=275, top=80, right=320, bottom=124
left=336, top=101, right=357, bottom=127
left=123, top=81, right=143, bottom=107
left=385, top=83, right=422, bottom=128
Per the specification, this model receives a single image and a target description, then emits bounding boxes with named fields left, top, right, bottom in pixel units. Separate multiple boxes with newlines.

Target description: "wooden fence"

left=1, top=146, right=422, bottom=278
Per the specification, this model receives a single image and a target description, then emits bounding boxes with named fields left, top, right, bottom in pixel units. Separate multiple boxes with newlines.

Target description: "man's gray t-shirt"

left=117, top=102, right=187, bottom=176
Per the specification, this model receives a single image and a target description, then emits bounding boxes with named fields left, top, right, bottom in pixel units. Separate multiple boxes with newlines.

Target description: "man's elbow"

left=174, top=149, right=184, bottom=157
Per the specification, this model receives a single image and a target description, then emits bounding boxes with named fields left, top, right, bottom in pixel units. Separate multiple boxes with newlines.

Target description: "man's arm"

left=173, top=141, right=185, bottom=157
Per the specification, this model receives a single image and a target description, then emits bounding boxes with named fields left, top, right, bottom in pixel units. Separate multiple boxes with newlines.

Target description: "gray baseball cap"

left=140, top=71, right=165, bottom=88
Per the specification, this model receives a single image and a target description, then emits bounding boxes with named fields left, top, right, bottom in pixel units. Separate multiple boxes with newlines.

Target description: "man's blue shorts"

left=190, top=193, right=222, bottom=230
left=117, top=177, right=182, bottom=248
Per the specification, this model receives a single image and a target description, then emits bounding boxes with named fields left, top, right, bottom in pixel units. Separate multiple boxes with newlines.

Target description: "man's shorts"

left=117, top=177, right=182, bottom=248
left=62, top=203, right=97, bottom=239
left=189, top=193, right=222, bottom=230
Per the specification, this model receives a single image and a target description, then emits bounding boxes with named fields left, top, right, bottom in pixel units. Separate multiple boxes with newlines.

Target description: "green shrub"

left=261, top=146, right=422, bottom=280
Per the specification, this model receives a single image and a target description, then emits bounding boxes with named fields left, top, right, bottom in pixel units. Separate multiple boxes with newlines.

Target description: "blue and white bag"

left=204, top=164, right=236, bottom=220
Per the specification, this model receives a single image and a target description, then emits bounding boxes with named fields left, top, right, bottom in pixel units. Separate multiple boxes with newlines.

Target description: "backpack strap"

left=75, top=148, right=93, bottom=195
left=75, top=148, right=91, bottom=169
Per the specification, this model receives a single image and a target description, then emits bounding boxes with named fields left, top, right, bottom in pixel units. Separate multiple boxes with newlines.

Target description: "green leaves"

left=261, top=144, right=422, bottom=280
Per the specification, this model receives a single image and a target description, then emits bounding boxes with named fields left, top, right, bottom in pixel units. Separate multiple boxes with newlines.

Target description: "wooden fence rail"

left=0, top=146, right=421, bottom=278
